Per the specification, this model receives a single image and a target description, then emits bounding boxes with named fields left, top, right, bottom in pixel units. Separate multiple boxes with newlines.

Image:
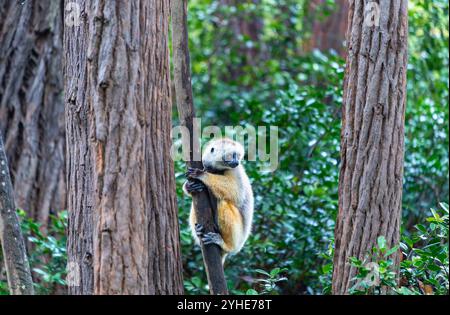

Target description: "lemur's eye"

left=210, top=147, right=215, bottom=153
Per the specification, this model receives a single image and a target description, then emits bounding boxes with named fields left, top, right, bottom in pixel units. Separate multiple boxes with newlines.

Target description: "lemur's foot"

left=201, top=232, right=224, bottom=247
left=195, top=223, right=205, bottom=238
left=186, top=167, right=205, bottom=179
left=185, top=179, right=206, bottom=193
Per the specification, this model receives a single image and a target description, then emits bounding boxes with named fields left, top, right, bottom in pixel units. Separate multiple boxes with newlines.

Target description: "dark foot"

left=195, top=223, right=205, bottom=238
left=185, top=179, right=206, bottom=193
left=186, top=167, right=205, bottom=179
left=201, top=232, right=224, bottom=247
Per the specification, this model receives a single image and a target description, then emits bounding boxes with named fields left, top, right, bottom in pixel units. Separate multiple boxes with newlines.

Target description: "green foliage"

left=399, top=203, right=449, bottom=295
left=180, top=0, right=449, bottom=295
left=403, top=0, right=449, bottom=226
left=347, top=203, right=449, bottom=295
left=0, top=210, right=68, bottom=295
left=318, top=241, right=334, bottom=295
left=246, top=268, right=288, bottom=295
left=348, top=236, right=399, bottom=295
left=0, top=274, right=7, bottom=295
left=22, top=210, right=68, bottom=294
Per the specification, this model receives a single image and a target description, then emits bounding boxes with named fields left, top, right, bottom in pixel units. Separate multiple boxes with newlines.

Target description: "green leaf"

left=254, top=269, right=271, bottom=276
left=396, top=287, right=418, bottom=295
left=403, top=236, right=415, bottom=248
left=322, top=263, right=333, bottom=274
left=270, top=268, right=281, bottom=277
left=384, top=245, right=399, bottom=257
left=415, top=224, right=428, bottom=233
left=439, top=202, right=448, bottom=214
left=377, top=236, right=387, bottom=251
left=33, top=268, right=48, bottom=277
left=349, top=257, right=362, bottom=267
left=191, top=277, right=202, bottom=288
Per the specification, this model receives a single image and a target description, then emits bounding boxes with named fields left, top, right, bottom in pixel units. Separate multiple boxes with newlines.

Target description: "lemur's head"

left=202, top=138, right=245, bottom=171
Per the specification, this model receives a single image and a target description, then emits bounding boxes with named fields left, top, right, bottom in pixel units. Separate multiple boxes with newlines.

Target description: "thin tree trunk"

left=332, top=0, right=408, bottom=294
left=0, top=0, right=65, bottom=231
left=0, top=134, right=34, bottom=295
left=171, top=0, right=228, bottom=295
left=64, top=0, right=183, bottom=295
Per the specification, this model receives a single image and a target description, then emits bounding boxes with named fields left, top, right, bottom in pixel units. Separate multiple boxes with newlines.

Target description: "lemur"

left=183, top=138, right=254, bottom=263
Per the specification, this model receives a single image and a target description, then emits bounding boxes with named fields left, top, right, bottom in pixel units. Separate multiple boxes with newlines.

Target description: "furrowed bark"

left=64, top=0, right=184, bottom=295
left=0, top=134, right=34, bottom=295
left=332, top=0, right=408, bottom=294
left=171, top=0, right=228, bottom=295
left=0, top=0, right=65, bottom=231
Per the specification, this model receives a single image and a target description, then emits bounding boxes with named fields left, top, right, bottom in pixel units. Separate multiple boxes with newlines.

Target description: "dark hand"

left=185, top=179, right=206, bottom=194
left=185, top=167, right=205, bottom=179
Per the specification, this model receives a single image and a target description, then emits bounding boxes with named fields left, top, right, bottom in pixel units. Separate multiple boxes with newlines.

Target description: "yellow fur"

left=200, top=172, right=239, bottom=203
left=188, top=194, right=243, bottom=254
left=217, top=200, right=243, bottom=253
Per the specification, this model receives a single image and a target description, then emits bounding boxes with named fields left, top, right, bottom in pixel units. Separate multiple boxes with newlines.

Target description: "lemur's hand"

left=185, top=179, right=206, bottom=194
left=195, top=223, right=224, bottom=248
left=185, top=167, right=205, bottom=179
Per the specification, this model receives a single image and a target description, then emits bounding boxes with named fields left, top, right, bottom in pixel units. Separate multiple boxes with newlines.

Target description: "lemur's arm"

left=186, top=168, right=239, bottom=203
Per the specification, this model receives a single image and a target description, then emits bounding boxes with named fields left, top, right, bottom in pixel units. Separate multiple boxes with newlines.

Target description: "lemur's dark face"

left=202, top=138, right=245, bottom=171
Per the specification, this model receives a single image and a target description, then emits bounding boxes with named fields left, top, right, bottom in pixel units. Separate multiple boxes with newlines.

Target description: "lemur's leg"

left=197, top=201, right=243, bottom=254
left=186, top=168, right=239, bottom=203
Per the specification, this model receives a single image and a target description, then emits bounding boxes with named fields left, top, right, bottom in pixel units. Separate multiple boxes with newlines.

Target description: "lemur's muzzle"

left=226, top=160, right=239, bottom=168
left=223, top=152, right=239, bottom=168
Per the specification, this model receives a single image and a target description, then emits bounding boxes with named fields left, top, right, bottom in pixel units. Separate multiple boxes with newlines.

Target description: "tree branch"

left=170, top=0, right=228, bottom=295
left=0, top=134, right=34, bottom=295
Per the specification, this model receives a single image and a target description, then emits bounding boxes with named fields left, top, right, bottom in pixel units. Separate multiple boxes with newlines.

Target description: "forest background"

left=0, top=0, right=448, bottom=295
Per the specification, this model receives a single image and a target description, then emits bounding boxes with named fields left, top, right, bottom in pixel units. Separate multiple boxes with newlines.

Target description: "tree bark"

left=304, top=0, right=349, bottom=56
left=0, top=0, right=65, bottom=231
left=0, top=134, right=34, bottom=295
left=171, top=0, right=228, bottom=295
left=64, top=0, right=183, bottom=295
left=332, top=0, right=408, bottom=294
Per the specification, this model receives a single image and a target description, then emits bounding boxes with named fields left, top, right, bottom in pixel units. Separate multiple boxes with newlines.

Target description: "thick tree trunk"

left=0, top=134, right=34, bottom=295
left=332, top=0, right=408, bottom=294
left=0, top=0, right=65, bottom=230
left=64, top=0, right=183, bottom=295
left=304, top=0, right=349, bottom=56
left=171, top=0, right=228, bottom=295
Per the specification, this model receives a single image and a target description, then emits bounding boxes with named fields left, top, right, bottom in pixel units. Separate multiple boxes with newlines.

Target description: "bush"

left=0, top=210, right=67, bottom=295
left=346, top=203, right=449, bottom=295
